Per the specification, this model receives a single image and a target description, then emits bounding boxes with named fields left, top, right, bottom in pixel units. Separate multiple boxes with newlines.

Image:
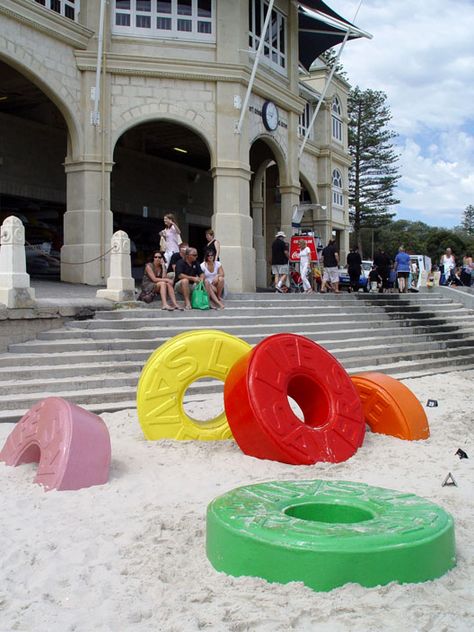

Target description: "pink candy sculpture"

left=0, top=397, right=111, bottom=491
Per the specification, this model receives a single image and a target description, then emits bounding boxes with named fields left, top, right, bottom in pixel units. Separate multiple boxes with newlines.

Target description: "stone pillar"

left=61, top=160, right=113, bottom=285
left=0, top=216, right=35, bottom=308
left=212, top=163, right=254, bottom=292
left=252, top=201, right=267, bottom=288
left=279, top=184, right=301, bottom=237
left=96, top=231, right=135, bottom=302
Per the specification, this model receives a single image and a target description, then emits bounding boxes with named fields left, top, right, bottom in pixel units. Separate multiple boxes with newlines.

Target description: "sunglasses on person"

left=154, top=255, right=162, bottom=259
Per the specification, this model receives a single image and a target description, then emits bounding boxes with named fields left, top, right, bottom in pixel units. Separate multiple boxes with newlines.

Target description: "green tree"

left=348, top=88, right=400, bottom=255
left=425, top=230, right=466, bottom=264
left=460, top=204, right=474, bottom=235
left=319, top=48, right=348, bottom=80
left=374, top=220, right=437, bottom=259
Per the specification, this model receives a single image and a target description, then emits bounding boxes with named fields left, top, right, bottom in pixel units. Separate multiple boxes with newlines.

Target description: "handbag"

left=159, top=234, right=167, bottom=251
left=191, top=281, right=210, bottom=310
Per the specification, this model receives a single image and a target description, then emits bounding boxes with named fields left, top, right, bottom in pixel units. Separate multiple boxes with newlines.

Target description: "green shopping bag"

left=191, top=281, right=210, bottom=310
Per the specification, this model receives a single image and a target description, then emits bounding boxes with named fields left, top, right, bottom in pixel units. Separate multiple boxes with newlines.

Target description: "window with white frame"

left=331, top=95, right=343, bottom=142
left=249, top=0, right=287, bottom=74
left=34, top=0, right=77, bottom=20
left=298, top=101, right=313, bottom=139
left=332, top=168, right=343, bottom=207
left=113, top=0, right=214, bottom=40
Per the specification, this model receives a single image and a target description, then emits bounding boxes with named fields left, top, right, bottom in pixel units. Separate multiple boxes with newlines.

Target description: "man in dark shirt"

left=347, top=246, right=362, bottom=293
left=321, top=238, right=340, bottom=293
left=167, top=242, right=188, bottom=276
left=174, top=247, right=204, bottom=309
left=271, top=231, right=289, bottom=292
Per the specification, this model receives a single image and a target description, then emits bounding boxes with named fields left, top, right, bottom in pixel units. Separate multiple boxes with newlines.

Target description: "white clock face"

left=262, top=101, right=279, bottom=131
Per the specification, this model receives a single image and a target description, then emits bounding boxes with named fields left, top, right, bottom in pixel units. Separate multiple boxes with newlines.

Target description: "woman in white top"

left=201, top=251, right=225, bottom=309
left=160, top=213, right=181, bottom=266
left=440, top=248, right=456, bottom=284
left=298, top=239, right=313, bottom=293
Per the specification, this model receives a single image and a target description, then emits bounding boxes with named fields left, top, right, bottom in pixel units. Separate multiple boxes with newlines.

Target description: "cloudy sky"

left=327, top=0, right=474, bottom=228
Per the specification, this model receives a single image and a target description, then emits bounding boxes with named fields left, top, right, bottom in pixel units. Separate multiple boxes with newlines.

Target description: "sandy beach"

left=1, top=369, right=473, bottom=632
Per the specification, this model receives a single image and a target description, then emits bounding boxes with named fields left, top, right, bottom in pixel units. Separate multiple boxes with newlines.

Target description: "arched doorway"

left=111, top=120, right=213, bottom=275
left=249, top=137, right=287, bottom=289
left=0, top=60, right=69, bottom=278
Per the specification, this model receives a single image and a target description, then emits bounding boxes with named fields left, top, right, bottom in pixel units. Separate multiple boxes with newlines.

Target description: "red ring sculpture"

left=224, top=333, right=365, bottom=465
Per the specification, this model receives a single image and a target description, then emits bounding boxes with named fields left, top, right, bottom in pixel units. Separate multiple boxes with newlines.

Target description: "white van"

left=409, top=255, right=432, bottom=289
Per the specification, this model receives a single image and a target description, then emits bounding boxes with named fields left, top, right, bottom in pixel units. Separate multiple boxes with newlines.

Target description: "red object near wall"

left=289, top=236, right=318, bottom=262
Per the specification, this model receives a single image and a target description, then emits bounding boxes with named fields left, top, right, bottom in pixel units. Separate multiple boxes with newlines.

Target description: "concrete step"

left=10, top=315, right=473, bottom=353
left=0, top=350, right=473, bottom=423
left=6, top=314, right=474, bottom=353
left=64, top=303, right=469, bottom=330
left=0, top=291, right=472, bottom=424
left=1, top=338, right=472, bottom=400
left=0, top=330, right=472, bottom=378
left=92, top=299, right=464, bottom=320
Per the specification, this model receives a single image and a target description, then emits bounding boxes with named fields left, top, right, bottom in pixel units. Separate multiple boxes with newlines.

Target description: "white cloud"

left=327, top=0, right=474, bottom=226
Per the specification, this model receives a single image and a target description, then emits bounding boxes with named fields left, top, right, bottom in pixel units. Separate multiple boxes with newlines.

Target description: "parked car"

left=339, top=260, right=372, bottom=292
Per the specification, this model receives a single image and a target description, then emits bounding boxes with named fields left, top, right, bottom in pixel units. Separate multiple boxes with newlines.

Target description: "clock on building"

left=262, top=100, right=279, bottom=131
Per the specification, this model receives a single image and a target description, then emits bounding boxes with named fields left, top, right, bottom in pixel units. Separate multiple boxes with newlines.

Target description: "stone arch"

left=250, top=133, right=289, bottom=186
left=0, top=49, right=82, bottom=158
left=111, top=107, right=215, bottom=168
left=299, top=171, right=318, bottom=204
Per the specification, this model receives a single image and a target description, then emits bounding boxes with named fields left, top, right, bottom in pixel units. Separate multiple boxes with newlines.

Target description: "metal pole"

left=236, top=0, right=275, bottom=135
left=298, top=0, right=364, bottom=157
left=298, top=28, right=350, bottom=157
left=92, top=0, right=107, bottom=126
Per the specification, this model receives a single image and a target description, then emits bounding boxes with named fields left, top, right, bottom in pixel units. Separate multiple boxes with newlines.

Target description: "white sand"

left=1, top=370, right=473, bottom=632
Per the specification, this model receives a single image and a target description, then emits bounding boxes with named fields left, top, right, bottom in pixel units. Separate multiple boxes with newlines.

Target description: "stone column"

left=61, top=160, right=113, bottom=285
left=279, top=184, right=301, bottom=236
left=212, top=163, right=254, bottom=292
left=252, top=201, right=267, bottom=288
left=96, top=230, right=135, bottom=301
left=0, top=216, right=35, bottom=308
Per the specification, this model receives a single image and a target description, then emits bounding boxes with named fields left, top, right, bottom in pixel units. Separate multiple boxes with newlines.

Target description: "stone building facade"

left=0, top=0, right=357, bottom=290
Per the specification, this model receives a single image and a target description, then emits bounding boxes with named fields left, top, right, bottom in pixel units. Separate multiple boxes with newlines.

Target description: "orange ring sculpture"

left=350, top=372, right=430, bottom=440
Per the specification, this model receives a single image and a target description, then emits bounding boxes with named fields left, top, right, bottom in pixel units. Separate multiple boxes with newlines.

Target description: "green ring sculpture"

left=206, top=479, right=456, bottom=591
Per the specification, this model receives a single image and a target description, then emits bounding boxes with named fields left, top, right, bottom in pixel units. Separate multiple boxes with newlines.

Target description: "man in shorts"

left=394, top=245, right=411, bottom=293
left=174, top=247, right=204, bottom=309
left=321, top=238, right=340, bottom=293
left=271, top=231, right=289, bottom=292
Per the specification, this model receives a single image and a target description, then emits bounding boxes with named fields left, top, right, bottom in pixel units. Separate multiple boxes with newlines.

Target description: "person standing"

left=394, top=245, right=411, bottom=293
left=461, top=253, right=473, bottom=287
left=204, top=228, right=220, bottom=260
left=440, top=248, right=456, bottom=285
left=346, top=246, right=362, bottom=293
left=321, top=238, right=340, bottom=293
left=271, top=231, right=289, bottom=293
left=298, top=239, right=313, bottom=293
left=160, top=213, right=181, bottom=266
left=373, top=248, right=391, bottom=293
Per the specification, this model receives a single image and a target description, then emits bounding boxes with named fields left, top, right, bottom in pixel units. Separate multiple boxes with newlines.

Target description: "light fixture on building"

left=173, top=147, right=188, bottom=154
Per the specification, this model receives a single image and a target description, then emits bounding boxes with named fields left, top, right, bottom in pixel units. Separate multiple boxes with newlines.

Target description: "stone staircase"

left=0, top=291, right=473, bottom=423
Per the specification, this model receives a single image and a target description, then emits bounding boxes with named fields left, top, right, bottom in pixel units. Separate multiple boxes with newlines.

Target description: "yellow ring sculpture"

left=137, top=330, right=251, bottom=440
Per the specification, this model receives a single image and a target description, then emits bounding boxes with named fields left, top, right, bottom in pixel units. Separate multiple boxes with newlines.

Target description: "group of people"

left=439, top=248, right=473, bottom=287
left=139, top=214, right=225, bottom=310
left=271, top=232, right=341, bottom=294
